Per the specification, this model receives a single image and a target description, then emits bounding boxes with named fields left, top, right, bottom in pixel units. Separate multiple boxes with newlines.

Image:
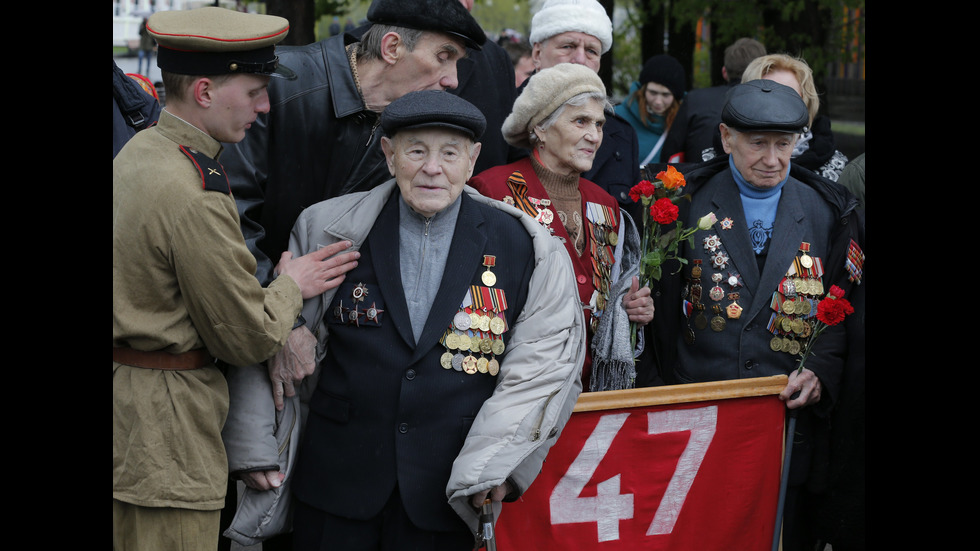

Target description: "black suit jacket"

left=292, top=192, right=536, bottom=532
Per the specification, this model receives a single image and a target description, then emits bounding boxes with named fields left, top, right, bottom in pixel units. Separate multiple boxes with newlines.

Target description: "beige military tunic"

left=113, top=110, right=302, bottom=510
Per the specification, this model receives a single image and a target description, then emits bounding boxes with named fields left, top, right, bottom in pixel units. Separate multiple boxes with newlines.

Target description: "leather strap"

left=113, top=347, right=214, bottom=370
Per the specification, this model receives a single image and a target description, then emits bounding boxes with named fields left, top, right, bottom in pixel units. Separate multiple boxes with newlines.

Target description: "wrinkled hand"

left=470, top=481, right=514, bottom=509
left=275, top=240, right=360, bottom=299
left=240, top=470, right=284, bottom=491
left=268, top=326, right=317, bottom=410
left=623, top=276, right=654, bottom=326
left=780, top=368, right=823, bottom=409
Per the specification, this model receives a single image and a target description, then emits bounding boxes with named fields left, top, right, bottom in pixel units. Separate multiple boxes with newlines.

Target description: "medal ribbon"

left=505, top=172, right=539, bottom=218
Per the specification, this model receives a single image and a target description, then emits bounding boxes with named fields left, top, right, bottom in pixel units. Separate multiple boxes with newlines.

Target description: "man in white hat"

left=525, top=0, right=642, bottom=215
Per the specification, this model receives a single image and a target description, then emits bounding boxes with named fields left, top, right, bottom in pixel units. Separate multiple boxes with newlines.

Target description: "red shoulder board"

left=178, top=145, right=231, bottom=194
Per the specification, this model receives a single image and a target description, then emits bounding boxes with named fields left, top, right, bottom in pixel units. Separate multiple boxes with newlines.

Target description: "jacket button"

left=577, top=274, right=588, bottom=284
left=744, top=361, right=754, bottom=370
left=398, top=423, right=409, bottom=434
left=406, top=369, right=416, bottom=380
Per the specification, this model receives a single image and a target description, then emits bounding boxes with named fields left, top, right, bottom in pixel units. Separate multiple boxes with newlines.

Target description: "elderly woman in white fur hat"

left=469, top=63, right=654, bottom=392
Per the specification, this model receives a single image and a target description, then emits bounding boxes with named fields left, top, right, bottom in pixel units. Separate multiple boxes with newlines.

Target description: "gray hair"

left=530, top=91, right=612, bottom=145
left=357, top=25, right=425, bottom=61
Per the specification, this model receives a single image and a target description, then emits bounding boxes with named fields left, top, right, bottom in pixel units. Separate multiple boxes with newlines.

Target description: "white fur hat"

left=528, top=0, right=613, bottom=55
left=502, top=63, right=607, bottom=150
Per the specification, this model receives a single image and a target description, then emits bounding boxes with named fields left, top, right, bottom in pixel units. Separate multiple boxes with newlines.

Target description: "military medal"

left=462, top=355, right=478, bottom=374
left=720, top=217, right=734, bottom=230
left=711, top=250, right=730, bottom=270
left=477, top=356, right=489, bottom=373
left=487, top=358, right=500, bottom=376
left=710, top=305, right=726, bottom=332
left=481, top=255, right=497, bottom=287
left=441, top=352, right=454, bottom=369
left=726, top=293, right=743, bottom=319
left=351, top=282, right=368, bottom=302
left=703, top=234, right=722, bottom=253
left=365, top=302, right=383, bottom=325
left=333, top=299, right=347, bottom=321
left=709, top=273, right=725, bottom=301
left=798, top=242, right=814, bottom=269
left=452, top=353, right=464, bottom=371
left=453, top=311, right=471, bottom=331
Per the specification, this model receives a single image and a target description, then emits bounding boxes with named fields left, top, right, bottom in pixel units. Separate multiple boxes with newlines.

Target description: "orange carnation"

left=656, top=165, right=686, bottom=190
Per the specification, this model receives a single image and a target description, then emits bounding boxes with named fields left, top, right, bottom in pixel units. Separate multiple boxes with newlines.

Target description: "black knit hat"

left=381, top=90, right=486, bottom=141
left=722, top=80, right=808, bottom=133
left=367, top=0, right=487, bottom=51
left=638, top=54, right=686, bottom=100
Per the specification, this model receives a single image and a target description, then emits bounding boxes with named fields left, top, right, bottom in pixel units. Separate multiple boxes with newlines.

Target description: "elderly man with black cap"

left=112, top=7, right=361, bottom=551
left=223, top=90, right=585, bottom=550
left=648, top=79, right=864, bottom=550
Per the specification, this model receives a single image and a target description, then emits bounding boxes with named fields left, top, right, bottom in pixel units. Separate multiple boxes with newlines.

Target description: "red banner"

left=496, top=377, right=787, bottom=551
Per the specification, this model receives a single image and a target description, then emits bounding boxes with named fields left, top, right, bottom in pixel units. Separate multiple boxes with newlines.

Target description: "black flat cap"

left=148, top=7, right=295, bottom=79
left=722, top=79, right=809, bottom=133
left=381, top=90, right=486, bottom=141
left=368, top=0, right=487, bottom=50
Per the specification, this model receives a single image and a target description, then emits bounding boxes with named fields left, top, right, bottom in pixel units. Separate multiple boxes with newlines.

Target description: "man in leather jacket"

left=219, top=0, right=488, bottom=288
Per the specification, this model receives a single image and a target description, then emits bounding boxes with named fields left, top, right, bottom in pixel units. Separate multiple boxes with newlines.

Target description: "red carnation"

left=650, top=197, right=679, bottom=224
left=629, top=180, right=656, bottom=202
left=816, top=295, right=854, bottom=326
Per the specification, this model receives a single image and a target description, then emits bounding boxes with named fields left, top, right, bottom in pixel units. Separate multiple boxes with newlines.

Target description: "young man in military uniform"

left=112, top=8, right=359, bottom=550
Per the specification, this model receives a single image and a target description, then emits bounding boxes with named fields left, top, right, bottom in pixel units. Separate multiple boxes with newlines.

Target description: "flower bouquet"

left=629, top=165, right=716, bottom=347
left=795, top=284, right=854, bottom=374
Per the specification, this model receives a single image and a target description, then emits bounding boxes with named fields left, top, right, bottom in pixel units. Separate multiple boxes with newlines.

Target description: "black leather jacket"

left=220, top=34, right=391, bottom=284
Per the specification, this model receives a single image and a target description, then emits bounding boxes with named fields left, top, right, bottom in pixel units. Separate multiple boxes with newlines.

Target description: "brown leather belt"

left=113, top=348, right=214, bottom=370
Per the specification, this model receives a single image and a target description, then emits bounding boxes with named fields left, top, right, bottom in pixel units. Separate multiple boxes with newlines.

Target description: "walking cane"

left=771, top=399, right=798, bottom=551
left=479, top=498, right=497, bottom=551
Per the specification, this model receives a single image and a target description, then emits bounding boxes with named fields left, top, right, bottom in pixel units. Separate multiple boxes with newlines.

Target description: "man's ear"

left=380, top=136, right=396, bottom=176
left=467, top=141, right=482, bottom=178
left=193, top=77, right=215, bottom=108
left=719, top=123, right=734, bottom=155
left=530, top=42, right=543, bottom=69
left=380, top=32, right=402, bottom=65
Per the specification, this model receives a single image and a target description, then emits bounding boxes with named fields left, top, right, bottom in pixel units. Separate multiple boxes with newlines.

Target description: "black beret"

left=148, top=7, right=295, bottom=79
left=381, top=90, right=486, bottom=141
left=367, top=0, right=487, bottom=50
left=722, top=79, right=809, bottom=133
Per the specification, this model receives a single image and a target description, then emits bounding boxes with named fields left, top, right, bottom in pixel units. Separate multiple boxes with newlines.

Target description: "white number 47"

left=549, top=406, right=718, bottom=542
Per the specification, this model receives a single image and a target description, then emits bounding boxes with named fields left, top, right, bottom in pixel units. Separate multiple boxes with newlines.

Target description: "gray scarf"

left=589, top=211, right=642, bottom=392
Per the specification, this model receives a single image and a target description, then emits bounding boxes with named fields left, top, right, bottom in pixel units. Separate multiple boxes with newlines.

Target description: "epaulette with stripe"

left=178, top=145, right=231, bottom=194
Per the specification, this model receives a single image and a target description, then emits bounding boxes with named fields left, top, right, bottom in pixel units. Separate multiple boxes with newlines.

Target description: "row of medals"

left=439, top=262, right=506, bottom=376
left=684, top=259, right=744, bottom=344
left=768, top=244, right=823, bottom=355
left=585, top=203, right=618, bottom=334
left=440, top=307, right=506, bottom=375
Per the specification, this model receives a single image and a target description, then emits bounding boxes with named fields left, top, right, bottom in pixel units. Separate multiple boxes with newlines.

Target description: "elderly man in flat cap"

left=648, top=79, right=864, bottom=551
left=232, top=90, right=583, bottom=550
left=112, top=7, right=360, bottom=551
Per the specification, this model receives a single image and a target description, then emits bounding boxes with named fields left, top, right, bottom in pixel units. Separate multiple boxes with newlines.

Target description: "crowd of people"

left=113, top=1, right=865, bottom=550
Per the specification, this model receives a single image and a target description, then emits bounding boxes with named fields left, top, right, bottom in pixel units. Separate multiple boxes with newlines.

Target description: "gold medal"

left=487, top=358, right=500, bottom=376
left=456, top=333, right=471, bottom=352
left=782, top=299, right=796, bottom=315
left=440, top=352, right=454, bottom=369
left=489, top=316, right=505, bottom=335
left=482, top=255, right=497, bottom=287
left=786, top=339, right=801, bottom=355
left=480, top=338, right=493, bottom=355
left=607, top=230, right=618, bottom=246
left=445, top=332, right=460, bottom=350
left=770, top=336, right=783, bottom=351
left=470, top=311, right=482, bottom=328
left=476, top=357, right=489, bottom=373
left=463, top=355, right=478, bottom=374
left=478, top=315, right=491, bottom=332
left=726, top=293, right=743, bottom=320
left=491, top=339, right=505, bottom=355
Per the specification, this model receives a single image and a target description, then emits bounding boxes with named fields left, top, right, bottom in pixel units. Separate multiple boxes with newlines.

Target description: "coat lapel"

left=750, top=182, right=806, bottom=321
left=410, top=193, right=487, bottom=364
left=368, top=195, right=417, bottom=350
left=707, top=179, right=760, bottom=297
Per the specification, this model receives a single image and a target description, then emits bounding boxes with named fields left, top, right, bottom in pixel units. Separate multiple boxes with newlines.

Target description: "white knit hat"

left=529, top=0, right=613, bottom=55
left=502, top=63, right=607, bottom=150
